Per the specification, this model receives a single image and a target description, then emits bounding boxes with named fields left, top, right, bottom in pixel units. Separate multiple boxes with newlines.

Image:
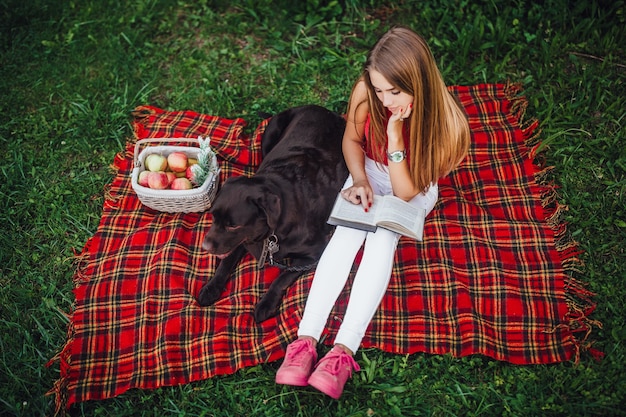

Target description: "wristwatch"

left=387, top=150, right=406, bottom=163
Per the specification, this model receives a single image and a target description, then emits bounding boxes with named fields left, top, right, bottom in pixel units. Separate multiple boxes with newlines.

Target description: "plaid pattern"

left=49, top=85, right=600, bottom=413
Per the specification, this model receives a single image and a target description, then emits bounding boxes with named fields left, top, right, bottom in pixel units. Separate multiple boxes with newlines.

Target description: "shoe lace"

left=285, top=340, right=315, bottom=365
left=319, top=349, right=360, bottom=375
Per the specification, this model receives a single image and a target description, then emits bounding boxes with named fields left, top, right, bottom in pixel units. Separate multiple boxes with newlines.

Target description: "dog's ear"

left=261, top=108, right=295, bottom=157
left=253, top=192, right=281, bottom=231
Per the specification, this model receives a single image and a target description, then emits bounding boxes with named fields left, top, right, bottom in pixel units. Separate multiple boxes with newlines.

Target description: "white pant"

left=298, top=157, right=438, bottom=353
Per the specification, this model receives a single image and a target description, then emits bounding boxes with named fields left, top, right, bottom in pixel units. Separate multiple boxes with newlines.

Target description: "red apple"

left=145, top=154, right=167, bottom=172
left=166, top=172, right=176, bottom=185
left=170, top=177, right=193, bottom=190
left=167, top=152, right=188, bottom=172
left=147, top=171, right=169, bottom=189
left=138, top=170, right=151, bottom=187
left=186, top=165, right=194, bottom=181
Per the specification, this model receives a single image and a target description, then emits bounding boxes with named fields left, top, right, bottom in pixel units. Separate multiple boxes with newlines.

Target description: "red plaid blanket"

left=49, top=83, right=600, bottom=413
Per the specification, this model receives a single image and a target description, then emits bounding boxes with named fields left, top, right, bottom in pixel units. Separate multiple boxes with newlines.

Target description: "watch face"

left=388, top=150, right=405, bottom=162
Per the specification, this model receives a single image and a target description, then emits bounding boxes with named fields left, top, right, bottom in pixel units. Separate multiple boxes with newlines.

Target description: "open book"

left=327, top=194, right=426, bottom=240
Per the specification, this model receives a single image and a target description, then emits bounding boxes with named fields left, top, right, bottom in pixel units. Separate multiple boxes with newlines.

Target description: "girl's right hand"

left=386, top=104, right=412, bottom=143
left=341, top=179, right=374, bottom=211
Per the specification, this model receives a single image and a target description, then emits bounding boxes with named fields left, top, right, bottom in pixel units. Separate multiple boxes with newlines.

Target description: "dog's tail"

left=257, top=110, right=273, bottom=119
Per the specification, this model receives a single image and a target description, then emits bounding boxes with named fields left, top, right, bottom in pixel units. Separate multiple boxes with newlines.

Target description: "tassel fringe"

left=505, top=81, right=602, bottom=364
left=46, top=129, right=136, bottom=415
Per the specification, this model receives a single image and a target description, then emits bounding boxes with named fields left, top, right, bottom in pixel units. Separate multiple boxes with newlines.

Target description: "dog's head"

left=202, top=176, right=281, bottom=258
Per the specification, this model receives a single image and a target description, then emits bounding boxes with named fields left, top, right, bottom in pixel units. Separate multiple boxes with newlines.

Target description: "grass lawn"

left=1, top=0, right=624, bottom=415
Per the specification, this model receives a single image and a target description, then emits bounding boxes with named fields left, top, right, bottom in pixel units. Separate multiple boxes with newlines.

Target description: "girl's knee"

left=366, top=228, right=400, bottom=247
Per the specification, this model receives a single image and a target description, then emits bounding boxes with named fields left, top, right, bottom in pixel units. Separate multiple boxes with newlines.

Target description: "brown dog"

left=197, top=105, right=349, bottom=322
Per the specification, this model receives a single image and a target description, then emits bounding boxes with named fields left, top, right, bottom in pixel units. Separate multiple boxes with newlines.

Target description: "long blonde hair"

left=351, top=27, right=470, bottom=192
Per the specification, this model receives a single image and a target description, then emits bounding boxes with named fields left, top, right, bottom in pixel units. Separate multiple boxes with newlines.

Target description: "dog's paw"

left=196, top=282, right=223, bottom=307
left=253, top=296, right=280, bottom=323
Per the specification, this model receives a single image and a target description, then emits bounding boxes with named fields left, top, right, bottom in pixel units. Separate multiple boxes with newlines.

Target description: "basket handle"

left=133, top=137, right=201, bottom=167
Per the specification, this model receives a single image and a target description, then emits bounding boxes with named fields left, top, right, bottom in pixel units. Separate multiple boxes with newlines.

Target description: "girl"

left=276, top=27, right=470, bottom=399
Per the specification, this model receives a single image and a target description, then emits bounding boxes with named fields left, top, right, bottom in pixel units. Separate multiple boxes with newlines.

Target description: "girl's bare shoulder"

left=348, top=79, right=370, bottom=122
left=350, top=78, right=368, bottom=102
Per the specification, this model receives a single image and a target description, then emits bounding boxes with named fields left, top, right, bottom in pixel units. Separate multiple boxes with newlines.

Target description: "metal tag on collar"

left=266, top=234, right=280, bottom=265
left=258, top=234, right=280, bottom=268
left=257, top=242, right=268, bottom=268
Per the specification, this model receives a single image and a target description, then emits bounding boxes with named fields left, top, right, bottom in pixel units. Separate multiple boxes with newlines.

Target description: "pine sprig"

left=189, top=136, right=218, bottom=185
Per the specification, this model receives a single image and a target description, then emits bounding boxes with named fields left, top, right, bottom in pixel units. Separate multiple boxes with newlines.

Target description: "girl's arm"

left=341, top=80, right=373, bottom=210
left=386, top=107, right=423, bottom=201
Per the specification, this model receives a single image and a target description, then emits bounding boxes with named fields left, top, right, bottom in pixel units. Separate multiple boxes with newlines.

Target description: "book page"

left=328, top=194, right=378, bottom=225
left=328, top=194, right=425, bottom=238
left=375, top=196, right=425, bottom=239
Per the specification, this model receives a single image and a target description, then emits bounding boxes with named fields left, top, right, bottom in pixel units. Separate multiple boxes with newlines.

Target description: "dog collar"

left=257, top=233, right=318, bottom=272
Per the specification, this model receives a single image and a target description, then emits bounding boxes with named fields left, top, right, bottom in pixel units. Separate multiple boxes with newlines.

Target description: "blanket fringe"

left=130, top=105, right=159, bottom=142
left=47, top=227, right=94, bottom=414
left=504, top=82, right=528, bottom=123
left=506, top=82, right=603, bottom=363
left=103, top=140, right=136, bottom=208
left=46, top=320, right=74, bottom=416
left=48, top=107, right=163, bottom=414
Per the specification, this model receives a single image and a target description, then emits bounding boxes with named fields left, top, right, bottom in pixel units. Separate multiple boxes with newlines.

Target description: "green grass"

left=1, top=0, right=624, bottom=415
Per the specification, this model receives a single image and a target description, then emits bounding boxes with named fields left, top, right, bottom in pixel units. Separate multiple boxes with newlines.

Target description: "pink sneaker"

left=275, top=338, right=318, bottom=386
left=307, top=346, right=360, bottom=399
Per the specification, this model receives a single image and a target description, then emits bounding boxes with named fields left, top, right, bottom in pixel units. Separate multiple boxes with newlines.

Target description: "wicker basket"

left=131, top=137, right=219, bottom=213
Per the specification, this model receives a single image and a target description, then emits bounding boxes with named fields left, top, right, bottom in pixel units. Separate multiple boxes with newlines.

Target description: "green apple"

left=145, top=154, right=167, bottom=172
